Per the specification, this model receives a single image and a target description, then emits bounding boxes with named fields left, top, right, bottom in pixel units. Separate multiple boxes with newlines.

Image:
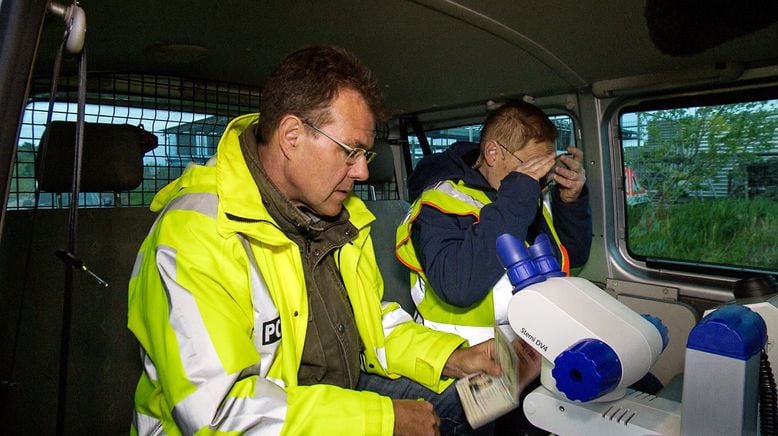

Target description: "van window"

left=408, top=114, right=576, bottom=168
left=619, top=94, right=778, bottom=273
left=8, top=74, right=260, bottom=210
left=408, top=125, right=483, bottom=168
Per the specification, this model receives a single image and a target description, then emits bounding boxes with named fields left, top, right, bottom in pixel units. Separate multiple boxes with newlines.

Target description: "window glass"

left=620, top=97, right=778, bottom=272
left=408, top=125, right=482, bottom=168
left=408, top=114, right=575, bottom=168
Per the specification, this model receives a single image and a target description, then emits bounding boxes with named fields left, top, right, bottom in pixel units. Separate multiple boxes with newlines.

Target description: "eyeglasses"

left=302, top=120, right=377, bottom=165
left=495, top=140, right=525, bottom=164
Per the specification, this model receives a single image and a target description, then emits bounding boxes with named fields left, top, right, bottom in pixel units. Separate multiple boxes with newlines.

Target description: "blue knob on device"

left=553, top=338, right=622, bottom=402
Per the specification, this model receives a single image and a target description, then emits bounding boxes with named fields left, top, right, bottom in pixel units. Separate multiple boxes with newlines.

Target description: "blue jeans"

left=356, top=373, right=495, bottom=436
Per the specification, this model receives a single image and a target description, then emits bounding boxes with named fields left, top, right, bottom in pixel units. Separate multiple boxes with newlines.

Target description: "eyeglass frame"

left=494, top=140, right=525, bottom=164
left=301, top=120, right=377, bottom=164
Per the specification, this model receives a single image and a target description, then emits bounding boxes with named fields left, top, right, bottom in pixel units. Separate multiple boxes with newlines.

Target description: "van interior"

left=1, top=0, right=777, bottom=433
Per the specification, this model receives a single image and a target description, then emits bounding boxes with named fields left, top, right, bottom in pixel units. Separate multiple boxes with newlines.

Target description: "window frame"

left=612, top=85, right=778, bottom=280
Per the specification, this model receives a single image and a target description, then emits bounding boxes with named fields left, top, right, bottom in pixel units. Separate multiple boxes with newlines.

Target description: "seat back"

left=366, top=200, right=413, bottom=314
left=363, top=141, right=414, bottom=314
left=0, top=207, right=154, bottom=434
left=0, top=121, right=154, bottom=433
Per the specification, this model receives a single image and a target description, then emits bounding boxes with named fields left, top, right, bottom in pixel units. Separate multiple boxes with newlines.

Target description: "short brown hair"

left=481, top=101, right=558, bottom=152
left=257, top=45, right=388, bottom=143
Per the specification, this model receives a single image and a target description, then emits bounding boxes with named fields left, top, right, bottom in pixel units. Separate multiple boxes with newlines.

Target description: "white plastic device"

left=507, top=276, right=666, bottom=402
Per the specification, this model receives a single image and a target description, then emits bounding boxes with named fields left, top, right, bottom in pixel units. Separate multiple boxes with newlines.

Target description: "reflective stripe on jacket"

left=128, top=113, right=466, bottom=435
left=395, top=179, right=570, bottom=333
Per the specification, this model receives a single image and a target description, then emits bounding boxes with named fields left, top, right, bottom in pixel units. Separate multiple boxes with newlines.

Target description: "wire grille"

left=353, top=181, right=400, bottom=200
left=9, top=74, right=260, bottom=209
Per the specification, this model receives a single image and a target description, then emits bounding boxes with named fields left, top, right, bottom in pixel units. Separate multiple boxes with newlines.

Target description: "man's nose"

left=348, top=157, right=370, bottom=181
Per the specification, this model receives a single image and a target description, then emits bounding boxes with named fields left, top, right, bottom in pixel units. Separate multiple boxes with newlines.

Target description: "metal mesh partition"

left=353, top=180, right=400, bottom=200
left=9, top=74, right=260, bottom=209
left=8, top=73, right=398, bottom=210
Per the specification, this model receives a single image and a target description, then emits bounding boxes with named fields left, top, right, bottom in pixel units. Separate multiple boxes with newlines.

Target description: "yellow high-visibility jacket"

left=395, top=179, right=569, bottom=344
left=128, top=113, right=465, bottom=435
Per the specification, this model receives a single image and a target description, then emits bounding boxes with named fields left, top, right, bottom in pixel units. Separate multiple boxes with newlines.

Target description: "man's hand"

left=442, top=339, right=501, bottom=379
left=512, top=338, right=542, bottom=390
left=512, top=152, right=556, bottom=182
left=552, top=146, right=586, bottom=203
left=393, top=399, right=440, bottom=436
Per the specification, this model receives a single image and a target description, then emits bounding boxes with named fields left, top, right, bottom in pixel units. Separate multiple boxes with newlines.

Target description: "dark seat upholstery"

left=362, top=140, right=414, bottom=314
left=1, top=208, right=154, bottom=434
left=367, top=199, right=413, bottom=314
left=1, top=122, right=153, bottom=434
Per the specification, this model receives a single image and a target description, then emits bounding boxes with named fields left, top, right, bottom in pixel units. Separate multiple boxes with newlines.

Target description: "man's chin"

left=316, top=199, right=347, bottom=217
left=306, top=191, right=350, bottom=217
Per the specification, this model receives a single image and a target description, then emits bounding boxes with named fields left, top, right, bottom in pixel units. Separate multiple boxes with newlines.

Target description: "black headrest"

left=366, top=141, right=395, bottom=185
left=37, top=121, right=157, bottom=192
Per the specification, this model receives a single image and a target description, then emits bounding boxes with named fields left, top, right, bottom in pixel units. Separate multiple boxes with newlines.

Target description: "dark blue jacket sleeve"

left=410, top=172, right=541, bottom=307
left=550, top=185, right=592, bottom=268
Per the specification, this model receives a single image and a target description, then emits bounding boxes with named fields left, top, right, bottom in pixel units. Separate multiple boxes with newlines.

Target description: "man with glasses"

left=128, top=45, right=502, bottom=436
left=395, top=101, right=592, bottom=431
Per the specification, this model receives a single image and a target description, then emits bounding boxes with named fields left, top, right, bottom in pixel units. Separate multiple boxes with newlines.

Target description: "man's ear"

left=277, top=115, right=302, bottom=159
left=482, top=140, right=500, bottom=167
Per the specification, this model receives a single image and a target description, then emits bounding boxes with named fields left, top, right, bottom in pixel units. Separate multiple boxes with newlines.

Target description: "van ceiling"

left=35, top=0, right=778, bottom=115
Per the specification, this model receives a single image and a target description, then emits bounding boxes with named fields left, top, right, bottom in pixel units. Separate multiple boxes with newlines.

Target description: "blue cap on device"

left=496, top=233, right=546, bottom=293
left=528, top=233, right=566, bottom=278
